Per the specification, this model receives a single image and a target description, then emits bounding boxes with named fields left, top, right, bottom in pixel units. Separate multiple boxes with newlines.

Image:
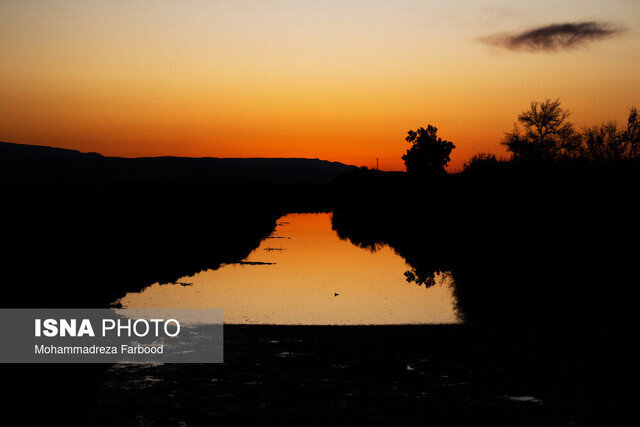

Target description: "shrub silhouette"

left=580, top=107, right=640, bottom=163
left=461, top=153, right=504, bottom=174
left=402, top=125, right=455, bottom=176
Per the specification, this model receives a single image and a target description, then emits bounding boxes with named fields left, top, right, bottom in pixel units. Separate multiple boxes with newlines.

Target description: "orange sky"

left=1, top=1, right=639, bottom=170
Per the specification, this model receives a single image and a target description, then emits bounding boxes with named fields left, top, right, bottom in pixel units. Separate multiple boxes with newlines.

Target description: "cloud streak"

left=480, top=22, right=624, bottom=52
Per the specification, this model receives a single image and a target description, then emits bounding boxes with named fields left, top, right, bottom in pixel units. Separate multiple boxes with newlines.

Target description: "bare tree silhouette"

left=503, top=99, right=579, bottom=160
left=581, top=107, right=640, bottom=162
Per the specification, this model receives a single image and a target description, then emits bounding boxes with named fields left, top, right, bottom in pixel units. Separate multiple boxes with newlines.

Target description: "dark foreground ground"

left=6, top=324, right=639, bottom=426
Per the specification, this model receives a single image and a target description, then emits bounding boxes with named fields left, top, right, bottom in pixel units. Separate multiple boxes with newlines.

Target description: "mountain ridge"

left=0, top=141, right=358, bottom=183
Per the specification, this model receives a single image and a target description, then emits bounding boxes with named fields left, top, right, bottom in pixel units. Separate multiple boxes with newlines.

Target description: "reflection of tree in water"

left=404, top=268, right=450, bottom=289
left=331, top=209, right=449, bottom=288
left=330, top=102, right=640, bottom=324
left=330, top=167, right=639, bottom=325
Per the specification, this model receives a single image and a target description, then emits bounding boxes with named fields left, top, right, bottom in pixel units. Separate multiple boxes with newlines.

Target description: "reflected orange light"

left=119, top=213, right=460, bottom=325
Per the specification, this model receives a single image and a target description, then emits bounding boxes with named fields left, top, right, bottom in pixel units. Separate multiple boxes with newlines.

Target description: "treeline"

left=397, top=98, right=639, bottom=177
left=332, top=99, right=640, bottom=323
left=465, top=99, right=640, bottom=172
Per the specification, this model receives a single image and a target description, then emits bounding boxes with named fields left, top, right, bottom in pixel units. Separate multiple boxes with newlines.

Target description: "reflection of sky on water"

left=119, top=213, right=460, bottom=325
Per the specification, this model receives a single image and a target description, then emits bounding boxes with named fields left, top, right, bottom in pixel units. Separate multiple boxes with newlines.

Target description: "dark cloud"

left=480, top=22, right=625, bottom=52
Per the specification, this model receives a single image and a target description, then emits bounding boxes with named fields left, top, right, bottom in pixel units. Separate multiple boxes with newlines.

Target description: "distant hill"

left=0, top=141, right=358, bottom=183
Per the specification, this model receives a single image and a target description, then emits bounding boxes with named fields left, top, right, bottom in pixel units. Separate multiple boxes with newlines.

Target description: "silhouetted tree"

left=581, top=121, right=624, bottom=162
left=402, top=125, right=455, bottom=175
left=503, top=99, right=579, bottom=160
left=626, top=107, right=640, bottom=159
left=579, top=107, right=640, bottom=163
left=404, top=268, right=448, bottom=288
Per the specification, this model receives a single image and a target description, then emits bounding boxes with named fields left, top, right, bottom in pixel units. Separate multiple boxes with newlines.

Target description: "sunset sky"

left=1, top=1, right=639, bottom=170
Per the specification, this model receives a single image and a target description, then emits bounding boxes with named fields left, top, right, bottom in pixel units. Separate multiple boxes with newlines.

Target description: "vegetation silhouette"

left=332, top=99, right=640, bottom=323
left=581, top=107, right=640, bottom=163
left=501, top=99, right=640, bottom=164
left=503, top=98, right=579, bottom=160
left=402, top=125, right=455, bottom=176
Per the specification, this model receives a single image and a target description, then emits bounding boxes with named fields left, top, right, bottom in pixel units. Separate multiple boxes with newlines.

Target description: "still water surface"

left=118, top=213, right=460, bottom=324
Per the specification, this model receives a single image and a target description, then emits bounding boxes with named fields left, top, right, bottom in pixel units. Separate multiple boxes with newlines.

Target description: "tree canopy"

left=402, top=125, right=455, bottom=176
left=503, top=99, right=640, bottom=164
left=502, top=98, right=579, bottom=160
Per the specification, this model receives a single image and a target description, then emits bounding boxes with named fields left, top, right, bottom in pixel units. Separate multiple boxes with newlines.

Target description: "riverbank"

left=331, top=165, right=640, bottom=323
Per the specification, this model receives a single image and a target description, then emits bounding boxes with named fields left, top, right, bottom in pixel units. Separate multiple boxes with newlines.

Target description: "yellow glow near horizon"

left=1, top=1, right=639, bottom=170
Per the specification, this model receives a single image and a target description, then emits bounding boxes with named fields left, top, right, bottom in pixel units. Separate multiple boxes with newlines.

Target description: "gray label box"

left=0, top=309, right=223, bottom=363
